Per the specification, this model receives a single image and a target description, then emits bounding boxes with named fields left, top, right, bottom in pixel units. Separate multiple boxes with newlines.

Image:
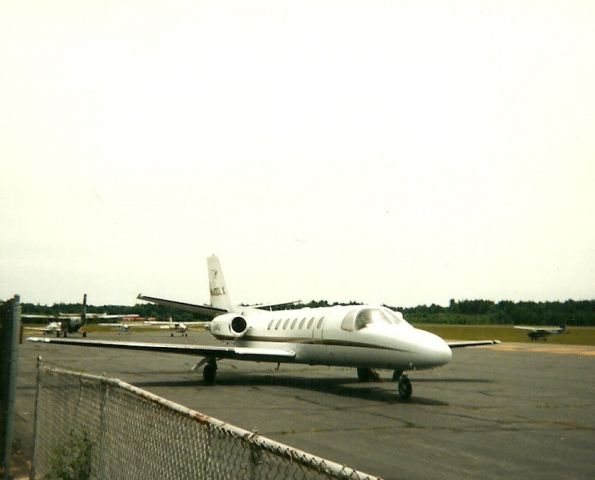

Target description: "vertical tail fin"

left=207, top=255, right=232, bottom=312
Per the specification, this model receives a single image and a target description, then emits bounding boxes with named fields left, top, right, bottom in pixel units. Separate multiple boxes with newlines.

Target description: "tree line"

left=397, top=299, right=595, bottom=326
left=19, top=298, right=595, bottom=326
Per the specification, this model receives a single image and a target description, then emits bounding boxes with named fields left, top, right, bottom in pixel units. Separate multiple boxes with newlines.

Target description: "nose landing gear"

left=397, top=374, right=412, bottom=401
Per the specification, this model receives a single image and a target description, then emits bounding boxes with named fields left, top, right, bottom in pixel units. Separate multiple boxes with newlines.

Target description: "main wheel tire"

left=203, top=363, right=217, bottom=384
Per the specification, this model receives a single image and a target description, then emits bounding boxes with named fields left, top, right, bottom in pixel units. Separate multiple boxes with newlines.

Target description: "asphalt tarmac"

left=14, top=330, right=595, bottom=480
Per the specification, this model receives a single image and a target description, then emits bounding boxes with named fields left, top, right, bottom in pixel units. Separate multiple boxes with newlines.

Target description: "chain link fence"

left=31, top=360, right=381, bottom=480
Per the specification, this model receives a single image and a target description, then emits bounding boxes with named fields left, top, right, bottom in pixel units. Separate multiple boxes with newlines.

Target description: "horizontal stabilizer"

left=137, top=294, right=228, bottom=317
left=251, top=300, right=303, bottom=311
left=27, top=337, right=296, bottom=363
left=447, top=340, right=500, bottom=349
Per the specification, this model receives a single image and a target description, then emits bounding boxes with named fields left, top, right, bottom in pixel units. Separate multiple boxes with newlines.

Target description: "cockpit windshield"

left=341, top=307, right=406, bottom=331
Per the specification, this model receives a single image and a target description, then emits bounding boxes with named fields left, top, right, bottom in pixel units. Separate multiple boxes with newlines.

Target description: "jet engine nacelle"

left=210, top=313, right=249, bottom=338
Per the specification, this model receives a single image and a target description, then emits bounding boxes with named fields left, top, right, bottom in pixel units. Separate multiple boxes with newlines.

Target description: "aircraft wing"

left=137, top=294, right=227, bottom=317
left=513, top=326, right=562, bottom=332
left=24, top=326, right=54, bottom=332
left=27, top=337, right=296, bottom=363
left=143, top=321, right=209, bottom=326
left=98, top=322, right=142, bottom=327
left=22, top=314, right=58, bottom=319
left=447, top=340, right=500, bottom=349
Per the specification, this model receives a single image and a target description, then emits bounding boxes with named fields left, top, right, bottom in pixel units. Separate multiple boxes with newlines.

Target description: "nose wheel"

left=397, top=375, right=412, bottom=400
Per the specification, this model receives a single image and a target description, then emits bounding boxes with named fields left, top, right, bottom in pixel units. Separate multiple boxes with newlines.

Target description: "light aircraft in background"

left=514, top=325, right=568, bottom=340
left=25, top=320, right=64, bottom=337
left=23, top=294, right=139, bottom=337
left=98, top=322, right=134, bottom=335
left=28, top=256, right=499, bottom=400
left=99, top=317, right=205, bottom=336
left=143, top=318, right=205, bottom=337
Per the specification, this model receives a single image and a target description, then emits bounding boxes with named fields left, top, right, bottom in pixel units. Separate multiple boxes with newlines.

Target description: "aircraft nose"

left=421, top=330, right=452, bottom=366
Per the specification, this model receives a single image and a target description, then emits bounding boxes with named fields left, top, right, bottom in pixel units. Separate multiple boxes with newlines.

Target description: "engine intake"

left=230, top=316, right=247, bottom=335
left=210, top=313, right=249, bottom=338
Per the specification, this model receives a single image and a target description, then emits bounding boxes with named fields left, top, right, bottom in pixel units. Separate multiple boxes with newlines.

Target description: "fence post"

left=0, top=295, right=21, bottom=480
left=29, top=357, right=43, bottom=480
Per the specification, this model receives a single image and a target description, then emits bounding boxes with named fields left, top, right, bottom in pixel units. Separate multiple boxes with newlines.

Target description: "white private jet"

left=28, top=256, right=499, bottom=400
left=24, top=294, right=139, bottom=337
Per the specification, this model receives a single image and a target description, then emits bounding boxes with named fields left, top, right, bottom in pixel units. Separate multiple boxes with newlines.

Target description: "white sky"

left=1, top=1, right=594, bottom=308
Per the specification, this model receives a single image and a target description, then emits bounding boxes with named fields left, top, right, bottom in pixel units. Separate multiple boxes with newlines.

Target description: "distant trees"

left=400, top=299, right=595, bottom=326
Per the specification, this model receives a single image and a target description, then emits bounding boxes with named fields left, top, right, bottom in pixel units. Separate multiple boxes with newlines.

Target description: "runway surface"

left=14, top=330, right=595, bottom=480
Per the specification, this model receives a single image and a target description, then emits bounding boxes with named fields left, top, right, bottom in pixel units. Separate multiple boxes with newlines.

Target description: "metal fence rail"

left=32, top=360, right=381, bottom=480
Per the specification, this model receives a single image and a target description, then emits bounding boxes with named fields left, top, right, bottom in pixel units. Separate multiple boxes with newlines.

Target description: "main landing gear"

left=356, top=367, right=381, bottom=382
left=202, top=359, right=217, bottom=384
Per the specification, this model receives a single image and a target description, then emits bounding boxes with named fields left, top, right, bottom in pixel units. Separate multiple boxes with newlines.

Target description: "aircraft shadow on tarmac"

left=131, top=373, right=455, bottom=406
left=413, top=377, right=493, bottom=384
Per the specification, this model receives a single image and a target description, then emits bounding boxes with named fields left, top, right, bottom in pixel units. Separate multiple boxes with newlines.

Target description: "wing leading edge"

left=26, top=337, right=295, bottom=363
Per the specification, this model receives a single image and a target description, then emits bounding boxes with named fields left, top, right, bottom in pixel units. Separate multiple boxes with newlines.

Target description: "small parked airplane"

left=143, top=318, right=205, bottom=337
left=25, top=320, right=64, bottom=336
left=99, top=317, right=204, bottom=336
left=24, top=294, right=139, bottom=337
left=28, top=256, right=499, bottom=400
left=514, top=325, right=568, bottom=340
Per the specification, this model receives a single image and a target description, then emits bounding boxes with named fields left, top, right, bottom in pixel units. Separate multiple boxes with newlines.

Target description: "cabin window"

left=291, top=318, right=298, bottom=329
left=307, top=317, right=315, bottom=329
left=316, top=317, right=325, bottom=329
left=275, top=319, right=283, bottom=330
left=299, top=318, right=306, bottom=329
left=267, top=320, right=275, bottom=330
left=283, top=318, right=291, bottom=329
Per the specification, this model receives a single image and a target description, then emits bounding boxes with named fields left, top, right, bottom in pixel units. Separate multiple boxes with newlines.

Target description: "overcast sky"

left=2, top=1, right=594, bottom=308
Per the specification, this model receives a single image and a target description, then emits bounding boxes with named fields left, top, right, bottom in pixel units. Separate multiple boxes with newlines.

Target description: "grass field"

left=416, top=324, right=595, bottom=346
